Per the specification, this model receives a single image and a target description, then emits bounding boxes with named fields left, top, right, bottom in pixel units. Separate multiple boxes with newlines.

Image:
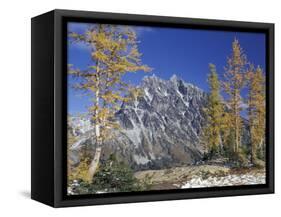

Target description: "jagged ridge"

left=69, top=75, right=209, bottom=170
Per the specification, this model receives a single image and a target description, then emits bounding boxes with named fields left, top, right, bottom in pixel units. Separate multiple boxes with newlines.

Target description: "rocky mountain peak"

left=70, top=75, right=209, bottom=170
left=170, top=73, right=179, bottom=82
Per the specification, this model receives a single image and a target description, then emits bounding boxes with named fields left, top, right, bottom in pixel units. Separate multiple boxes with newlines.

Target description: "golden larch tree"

left=246, top=65, right=266, bottom=164
left=68, top=24, right=151, bottom=182
left=202, top=64, right=224, bottom=157
left=222, top=39, right=247, bottom=155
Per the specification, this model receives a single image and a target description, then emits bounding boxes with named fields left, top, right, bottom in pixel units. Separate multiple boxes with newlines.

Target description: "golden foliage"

left=201, top=64, right=224, bottom=155
left=68, top=157, right=92, bottom=183
left=246, top=65, right=266, bottom=163
left=222, top=39, right=248, bottom=153
left=68, top=24, right=152, bottom=144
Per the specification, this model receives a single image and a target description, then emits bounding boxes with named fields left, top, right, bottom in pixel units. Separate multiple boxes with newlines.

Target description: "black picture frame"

left=31, top=9, right=274, bottom=207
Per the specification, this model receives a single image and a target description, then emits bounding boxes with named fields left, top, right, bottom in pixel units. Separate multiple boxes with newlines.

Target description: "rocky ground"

left=180, top=173, right=265, bottom=188
left=134, top=165, right=266, bottom=190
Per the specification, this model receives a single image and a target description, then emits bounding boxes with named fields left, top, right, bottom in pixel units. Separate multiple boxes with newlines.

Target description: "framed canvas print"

left=31, top=9, right=274, bottom=207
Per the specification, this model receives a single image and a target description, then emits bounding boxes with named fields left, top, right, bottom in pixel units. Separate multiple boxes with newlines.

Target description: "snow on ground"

left=181, top=173, right=266, bottom=188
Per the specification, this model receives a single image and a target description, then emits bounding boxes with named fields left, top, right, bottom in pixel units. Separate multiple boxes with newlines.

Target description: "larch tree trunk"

left=88, top=146, right=102, bottom=181
left=88, top=76, right=102, bottom=181
left=251, top=131, right=257, bottom=164
left=88, top=110, right=102, bottom=180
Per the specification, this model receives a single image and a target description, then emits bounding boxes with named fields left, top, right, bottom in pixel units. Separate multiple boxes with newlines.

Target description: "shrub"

left=68, top=154, right=149, bottom=194
left=90, top=154, right=143, bottom=193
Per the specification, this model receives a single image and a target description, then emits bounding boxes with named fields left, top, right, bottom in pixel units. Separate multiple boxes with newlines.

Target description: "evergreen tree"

left=222, top=39, right=247, bottom=156
left=246, top=65, right=266, bottom=164
left=202, top=63, right=224, bottom=158
left=68, top=24, right=151, bottom=182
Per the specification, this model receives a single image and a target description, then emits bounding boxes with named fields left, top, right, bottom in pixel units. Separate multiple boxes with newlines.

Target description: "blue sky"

left=67, top=22, right=266, bottom=114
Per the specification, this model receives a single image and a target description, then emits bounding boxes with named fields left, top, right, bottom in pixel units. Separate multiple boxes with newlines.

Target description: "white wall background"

left=0, top=0, right=279, bottom=215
